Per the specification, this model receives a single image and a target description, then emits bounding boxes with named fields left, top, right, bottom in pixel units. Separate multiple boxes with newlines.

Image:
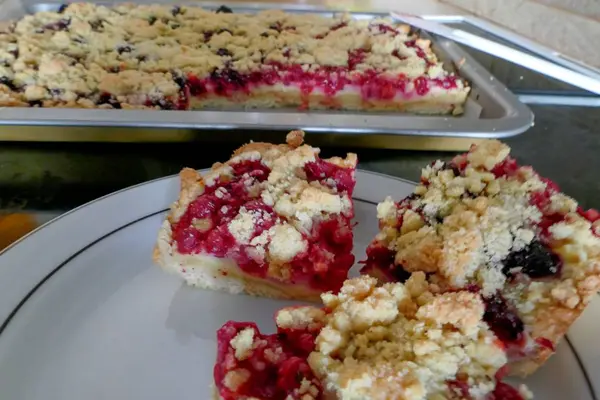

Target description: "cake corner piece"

left=154, top=130, right=358, bottom=302
left=363, top=138, right=600, bottom=376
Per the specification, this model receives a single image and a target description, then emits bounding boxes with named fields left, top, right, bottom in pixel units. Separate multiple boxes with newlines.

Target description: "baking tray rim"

left=0, top=2, right=534, bottom=139
left=0, top=106, right=532, bottom=139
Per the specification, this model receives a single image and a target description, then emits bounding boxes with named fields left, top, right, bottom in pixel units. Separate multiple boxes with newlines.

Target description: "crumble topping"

left=223, top=368, right=250, bottom=391
left=228, top=206, right=271, bottom=244
left=267, top=223, right=307, bottom=263
left=296, top=378, right=321, bottom=399
left=307, top=274, right=508, bottom=400
left=212, top=131, right=355, bottom=250
left=276, top=306, right=328, bottom=332
left=365, top=139, right=600, bottom=374
left=230, top=327, right=256, bottom=361
left=0, top=3, right=467, bottom=110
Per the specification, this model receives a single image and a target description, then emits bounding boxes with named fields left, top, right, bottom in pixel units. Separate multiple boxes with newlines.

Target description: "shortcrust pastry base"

left=20, top=86, right=469, bottom=114
left=154, top=220, right=322, bottom=302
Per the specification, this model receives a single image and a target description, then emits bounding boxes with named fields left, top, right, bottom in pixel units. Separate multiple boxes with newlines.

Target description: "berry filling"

left=172, top=159, right=355, bottom=292
left=447, top=379, right=471, bottom=399
left=535, top=337, right=555, bottom=352
left=578, top=207, right=600, bottom=223
left=488, top=382, right=525, bottom=400
left=180, top=63, right=458, bottom=109
left=483, top=294, right=525, bottom=345
left=482, top=293, right=554, bottom=369
left=304, top=158, right=356, bottom=195
left=360, top=244, right=411, bottom=283
left=214, top=321, right=323, bottom=400
left=491, top=157, right=519, bottom=178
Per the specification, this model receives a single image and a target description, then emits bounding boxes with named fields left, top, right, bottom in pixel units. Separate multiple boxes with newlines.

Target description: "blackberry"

left=391, top=265, right=411, bottom=283
left=116, top=45, right=133, bottom=54
left=483, top=294, right=524, bottom=343
left=171, top=6, right=182, bottom=16
left=97, top=93, right=121, bottom=109
left=215, top=5, right=233, bottom=13
left=502, top=240, right=561, bottom=278
left=43, top=18, right=71, bottom=31
left=216, top=48, right=232, bottom=57
left=0, top=77, right=19, bottom=91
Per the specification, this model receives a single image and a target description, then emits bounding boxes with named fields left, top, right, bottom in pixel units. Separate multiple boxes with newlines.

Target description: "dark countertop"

left=0, top=104, right=598, bottom=214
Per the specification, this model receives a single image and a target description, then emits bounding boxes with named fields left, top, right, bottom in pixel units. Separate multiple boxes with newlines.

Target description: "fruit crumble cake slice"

left=154, top=131, right=357, bottom=301
left=214, top=274, right=530, bottom=399
left=363, top=139, right=600, bottom=376
left=0, top=3, right=468, bottom=114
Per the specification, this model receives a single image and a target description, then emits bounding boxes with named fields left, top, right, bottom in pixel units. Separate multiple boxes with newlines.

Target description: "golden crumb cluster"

left=302, top=274, right=508, bottom=400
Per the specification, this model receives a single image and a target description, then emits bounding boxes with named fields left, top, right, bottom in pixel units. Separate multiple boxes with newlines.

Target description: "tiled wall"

left=439, top=0, right=600, bottom=68
left=534, top=0, right=600, bottom=20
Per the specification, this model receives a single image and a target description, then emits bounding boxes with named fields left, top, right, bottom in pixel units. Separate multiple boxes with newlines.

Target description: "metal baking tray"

left=0, top=0, right=534, bottom=140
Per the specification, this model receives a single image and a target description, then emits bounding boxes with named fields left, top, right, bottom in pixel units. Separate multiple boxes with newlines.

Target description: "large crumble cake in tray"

left=0, top=1, right=533, bottom=138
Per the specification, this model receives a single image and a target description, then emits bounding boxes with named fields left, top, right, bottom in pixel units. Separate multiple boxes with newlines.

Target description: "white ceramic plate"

left=0, top=170, right=598, bottom=400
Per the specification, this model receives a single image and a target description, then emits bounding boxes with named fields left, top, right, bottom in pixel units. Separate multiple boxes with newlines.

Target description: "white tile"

left=441, top=0, right=600, bottom=68
left=318, top=0, right=462, bottom=14
left=534, top=0, right=600, bottom=21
